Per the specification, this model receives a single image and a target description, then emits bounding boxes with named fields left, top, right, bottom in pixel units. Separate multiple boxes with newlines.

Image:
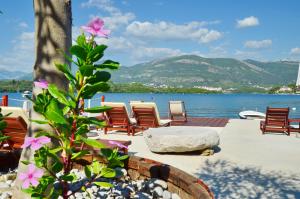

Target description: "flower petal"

left=30, top=178, right=39, bottom=187
left=28, top=164, right=36, bottom=173
left=33, top=168, right=44, bottom=178
left=19, top=172, right=28, bottom=180
left=21, top=137, right=34, bottom=148
left=37, top=136, right=51, bottom=144
left=30, top=142, right=42, bottom=150
left=22, top=179, right=31, bottom=189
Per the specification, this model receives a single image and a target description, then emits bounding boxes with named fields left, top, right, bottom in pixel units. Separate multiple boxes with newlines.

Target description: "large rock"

left=144, top=127, right=220, bottom=153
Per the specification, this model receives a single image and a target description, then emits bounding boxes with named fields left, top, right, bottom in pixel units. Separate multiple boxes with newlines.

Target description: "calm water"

left=2, top=92, right=300, bottom=118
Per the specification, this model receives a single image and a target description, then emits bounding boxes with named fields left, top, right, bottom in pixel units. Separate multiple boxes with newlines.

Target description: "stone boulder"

left=143, top=126, right=220, bottom=153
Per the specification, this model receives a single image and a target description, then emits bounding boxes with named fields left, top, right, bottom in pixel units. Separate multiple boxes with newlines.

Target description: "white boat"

left=22, top=90, right=32, bottom=98
left=239, top=110, right=266, bottom=119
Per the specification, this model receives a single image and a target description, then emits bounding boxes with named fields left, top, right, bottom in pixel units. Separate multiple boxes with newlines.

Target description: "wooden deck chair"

left=130, top=102, right=171, bottom=130
left=102, top=102, right=136, bottom=136
left=0, top=116, right=27, bottom=150
left=260, top=107, right=290, bottom=135
left=169, top=101, right=187, bottom=122
left=0, top=106, right=29, bottom=125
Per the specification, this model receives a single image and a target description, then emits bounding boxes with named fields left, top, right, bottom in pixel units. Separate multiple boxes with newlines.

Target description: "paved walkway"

left=95, top=119, right=300, bottom=199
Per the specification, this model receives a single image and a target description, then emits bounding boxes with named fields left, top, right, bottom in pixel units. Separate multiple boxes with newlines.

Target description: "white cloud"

left=290, top=47, right=300, bottom=55
left=132, top=47, right=182, bottom=62
left=102, top=12, right=135, bottom=31
left=95, top=36, right=133, bottom=53
left=236, top=16, right=259, bottom=28
left=82, top=0, right=135, bottom=31
left=0, top=32, right=34, bottom=72
left=244, top=39, right=272, bottom=49
left=126, top=21, right=222, bottom=43
left=18, top=22, right=28, bottom=28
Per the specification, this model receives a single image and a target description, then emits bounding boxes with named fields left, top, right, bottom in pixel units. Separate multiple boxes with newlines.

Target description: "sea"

left=2, top=92, right=300, bottom=118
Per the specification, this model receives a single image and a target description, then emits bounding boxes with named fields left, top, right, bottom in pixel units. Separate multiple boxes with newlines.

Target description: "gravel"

left=0, top=168, right=182, bottom=199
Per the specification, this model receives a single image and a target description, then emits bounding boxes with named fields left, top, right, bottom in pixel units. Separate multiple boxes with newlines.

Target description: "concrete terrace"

left=96, top=119, right=300, bottom=199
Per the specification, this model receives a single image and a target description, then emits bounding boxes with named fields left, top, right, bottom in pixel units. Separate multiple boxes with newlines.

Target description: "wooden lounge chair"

left=0, top=116, right=27, bottom=150
left=260, top=107, right=290, bottom=135
left=102, top=102, right=136, bottom=136
left=130, top=102, right=171, bottom=130
left=169, top=101, right=187, bottom=122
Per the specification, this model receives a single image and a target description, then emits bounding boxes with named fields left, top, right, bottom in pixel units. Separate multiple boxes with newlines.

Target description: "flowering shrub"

left=20, top=18, right=127, bottom=198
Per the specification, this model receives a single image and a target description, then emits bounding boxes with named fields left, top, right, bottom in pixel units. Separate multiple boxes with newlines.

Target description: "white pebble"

left=153, top=186, right=163, bottom=197
left=171, top=193, right=181, bottom=199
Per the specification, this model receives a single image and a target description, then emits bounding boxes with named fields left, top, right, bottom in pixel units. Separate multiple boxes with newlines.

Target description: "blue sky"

left=0, top=0, right=300, bottom=72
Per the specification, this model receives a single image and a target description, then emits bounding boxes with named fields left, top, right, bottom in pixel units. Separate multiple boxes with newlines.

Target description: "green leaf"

left=71, top=150, right=90, bottom=160
left=81, top=82, right=110, bottom=99
left=84, top=166, right=91, bottom=178
left=30, top=119, right=48, bottom=124
left=0, top=121, right=7, bottom=129
left=79, top=65, right=94, bottom=76
left=0, top=135, right=9, bottom=142
left=93, top=181, right=113, bottom=188
left=63, top=106, right=70, bottom=115
left=84, top=106, right=111, bottom=113
left=48, top=84, right=75, bottom=108
left=91, top=161, right=103, bottom=174
left=35, top=131, right=59, bottom=140
left=80, top=137, right=106, bottom=149
left=100, top=148, right=113, bottom=159
left=77, top=34, right=87, bottom=47
left=52, top=162, right=63, bottom=173
left=45, top=100, right=67, bottom=124
left=55, top=63, right=76, bottom=84
left=75, top=125, right=89, bottom=136
left=86, top=71, right=111, bottom=84
left=118, top=154, right=129, bottom=161
left=100, top=168, right=115, bottom=178
left=60, top=174, right=74, bottom=182
left=49, top=147, right=63, bottom=154
left=88, top=45, right=107, bottom=62
left=87, top=117, right=106, bottom=127
left=95, top=60, right=119, bottom=70
left=70, top=45, right=87, bottom=61
left=21, top=160, right=30, bottom=165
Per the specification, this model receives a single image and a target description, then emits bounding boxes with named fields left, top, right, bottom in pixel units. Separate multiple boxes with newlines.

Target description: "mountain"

left=1, top=55, right=298, bottom=89
left=110, top=55, right=299, bottom=88
left=0, top=69, right=28, bottom=80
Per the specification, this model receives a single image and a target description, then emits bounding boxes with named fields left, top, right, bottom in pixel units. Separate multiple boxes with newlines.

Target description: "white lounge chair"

left=101, top=102, right=136, bottom=135
left=169, top=101, right=187, bottom=122
left=130, top=102, right=171, bottom=129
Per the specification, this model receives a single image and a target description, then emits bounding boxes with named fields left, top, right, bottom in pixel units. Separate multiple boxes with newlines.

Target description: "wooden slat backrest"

left=132, top=107, right=159, bottom=127
left=106, top=106, right=130, bottom=126
left=265, top=107, right=289, bottom=127
left=2, top=116, right=27, bottom=148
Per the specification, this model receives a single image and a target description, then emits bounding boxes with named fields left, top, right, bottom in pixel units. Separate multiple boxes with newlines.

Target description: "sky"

left=0, top=0, right=300, bottom=72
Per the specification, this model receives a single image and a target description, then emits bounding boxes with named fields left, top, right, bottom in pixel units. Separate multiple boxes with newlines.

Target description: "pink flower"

left=21, top=136, right=51, bottom=150
left=108, top=140, right=128, bottom=149
left=34, top=79, right=48, bottom=89
left=19, top=164, right=43, bottom=189
left=81, top=17, right=110, bottom=37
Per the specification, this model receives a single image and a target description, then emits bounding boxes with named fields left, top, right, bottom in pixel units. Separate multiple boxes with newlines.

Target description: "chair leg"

left=131, top=126, right=135, bottom=136
left=127, top=126, right=130, bottom=136
left=104, top=127, right=108, bottom=135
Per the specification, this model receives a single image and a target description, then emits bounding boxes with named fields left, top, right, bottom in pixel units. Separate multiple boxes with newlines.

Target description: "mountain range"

left=110, top=55, right=299, bottom=88
left=1, top=55, right=298, bottom=88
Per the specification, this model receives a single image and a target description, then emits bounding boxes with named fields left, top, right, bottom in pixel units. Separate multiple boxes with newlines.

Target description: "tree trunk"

left=12, top=0, right=72, bottom=198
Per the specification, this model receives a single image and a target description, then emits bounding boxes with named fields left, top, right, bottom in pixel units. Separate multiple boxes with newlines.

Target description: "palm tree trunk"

left=12, top=1, right=72, bottom=198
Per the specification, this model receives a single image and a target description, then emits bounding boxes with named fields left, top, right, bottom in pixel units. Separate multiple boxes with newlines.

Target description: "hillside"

left=1, top=55, right=298, bottom=89
left=110, top=55, right=298, bottom=88
left=0, top=69, right=28, bottom=80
